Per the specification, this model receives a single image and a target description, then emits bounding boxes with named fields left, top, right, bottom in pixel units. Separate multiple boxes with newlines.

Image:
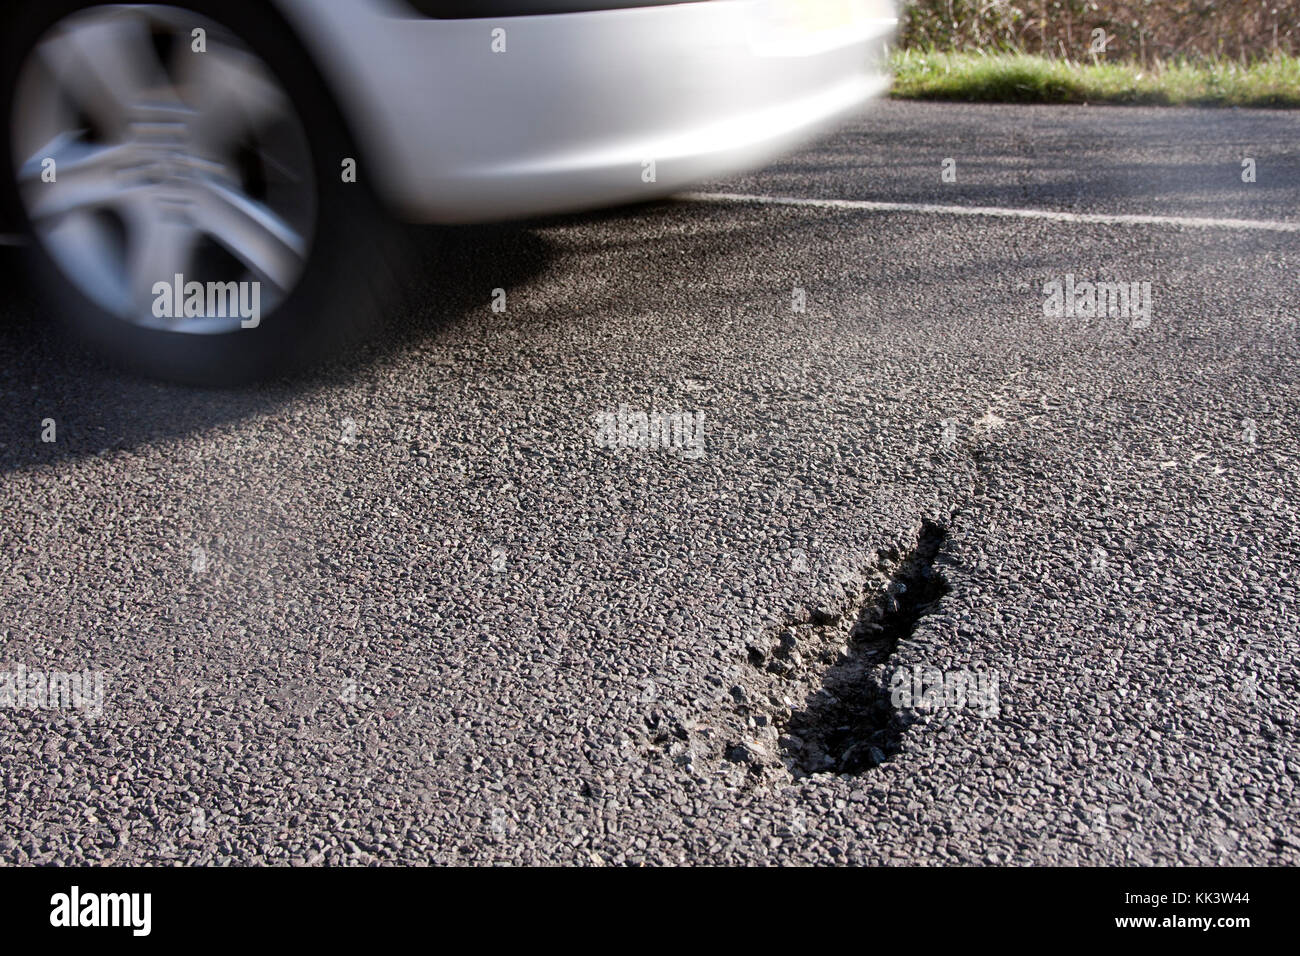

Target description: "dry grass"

left=898, top=1, right=1299, bottom=62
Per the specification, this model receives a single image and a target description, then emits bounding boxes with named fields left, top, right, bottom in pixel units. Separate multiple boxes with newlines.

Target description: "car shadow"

left=0, top=221, right=555, bottom=475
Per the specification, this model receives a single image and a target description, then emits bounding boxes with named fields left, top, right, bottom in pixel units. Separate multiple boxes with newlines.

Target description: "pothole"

left=725, top=519, right=952, bottom=779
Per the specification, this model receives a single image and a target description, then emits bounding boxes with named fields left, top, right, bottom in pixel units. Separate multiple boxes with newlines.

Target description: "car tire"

left=1, top=0, right=401, bottom=385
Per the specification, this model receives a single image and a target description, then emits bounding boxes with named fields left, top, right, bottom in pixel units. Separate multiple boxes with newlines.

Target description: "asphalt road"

left=1, top=100, right=1297, bottom=865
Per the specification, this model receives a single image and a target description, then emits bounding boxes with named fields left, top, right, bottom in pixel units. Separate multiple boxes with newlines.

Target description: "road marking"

left=679, top=192, right=1300, bottom=233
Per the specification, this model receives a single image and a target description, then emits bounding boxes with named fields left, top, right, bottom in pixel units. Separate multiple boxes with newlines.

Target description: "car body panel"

left=272, top=0, right=895, bottom=222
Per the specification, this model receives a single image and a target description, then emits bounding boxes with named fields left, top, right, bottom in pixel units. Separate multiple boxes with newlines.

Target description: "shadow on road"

left=0, top=222, right=555, bottom=475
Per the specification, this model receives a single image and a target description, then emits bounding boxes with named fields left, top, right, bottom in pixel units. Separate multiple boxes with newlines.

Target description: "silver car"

left=2, top=0, right=895, bottom=382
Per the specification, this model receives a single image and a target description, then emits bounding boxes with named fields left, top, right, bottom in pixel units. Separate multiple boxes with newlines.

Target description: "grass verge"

left=889, top=50, right=1300, bottom=108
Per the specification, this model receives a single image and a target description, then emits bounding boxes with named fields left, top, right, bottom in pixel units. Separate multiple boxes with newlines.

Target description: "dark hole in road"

left=779, top=519, right=950, bottom=776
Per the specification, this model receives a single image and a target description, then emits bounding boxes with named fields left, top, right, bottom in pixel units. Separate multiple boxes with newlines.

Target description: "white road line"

left=679, top=192, right=1300, bottom=233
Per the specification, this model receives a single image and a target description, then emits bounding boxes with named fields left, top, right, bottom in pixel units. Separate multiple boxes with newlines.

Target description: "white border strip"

left=679, top=191, right=1300, bottom=233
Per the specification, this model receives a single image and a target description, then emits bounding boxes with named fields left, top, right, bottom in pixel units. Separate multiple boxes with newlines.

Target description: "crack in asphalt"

left=777, top=519, right=951, bottom=776
left=642, top=518, right=956, bottom=783
left=734, top=519, right=952, bottom=778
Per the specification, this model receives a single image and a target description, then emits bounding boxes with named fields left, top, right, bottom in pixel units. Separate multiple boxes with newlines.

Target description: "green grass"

left=889, top=50, right=1300, bottom=108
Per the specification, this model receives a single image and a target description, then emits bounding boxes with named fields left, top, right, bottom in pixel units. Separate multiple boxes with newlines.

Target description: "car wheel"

left=1, top=0, right=396, bottom=385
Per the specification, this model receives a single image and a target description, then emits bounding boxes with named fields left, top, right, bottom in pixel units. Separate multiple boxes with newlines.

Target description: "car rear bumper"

left=275, top=0, right=895, bottom=222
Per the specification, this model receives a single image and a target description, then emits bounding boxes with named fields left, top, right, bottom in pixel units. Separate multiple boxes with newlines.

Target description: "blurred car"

left=1, top=0, right=896, bottom=383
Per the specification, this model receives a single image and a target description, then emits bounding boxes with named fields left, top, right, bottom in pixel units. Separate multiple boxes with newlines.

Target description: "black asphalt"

left=1, top=100, right=1296, bottom=864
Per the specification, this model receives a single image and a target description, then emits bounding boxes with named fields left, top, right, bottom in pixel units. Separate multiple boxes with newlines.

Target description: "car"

left=1, top=0, right=896, bottom=383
